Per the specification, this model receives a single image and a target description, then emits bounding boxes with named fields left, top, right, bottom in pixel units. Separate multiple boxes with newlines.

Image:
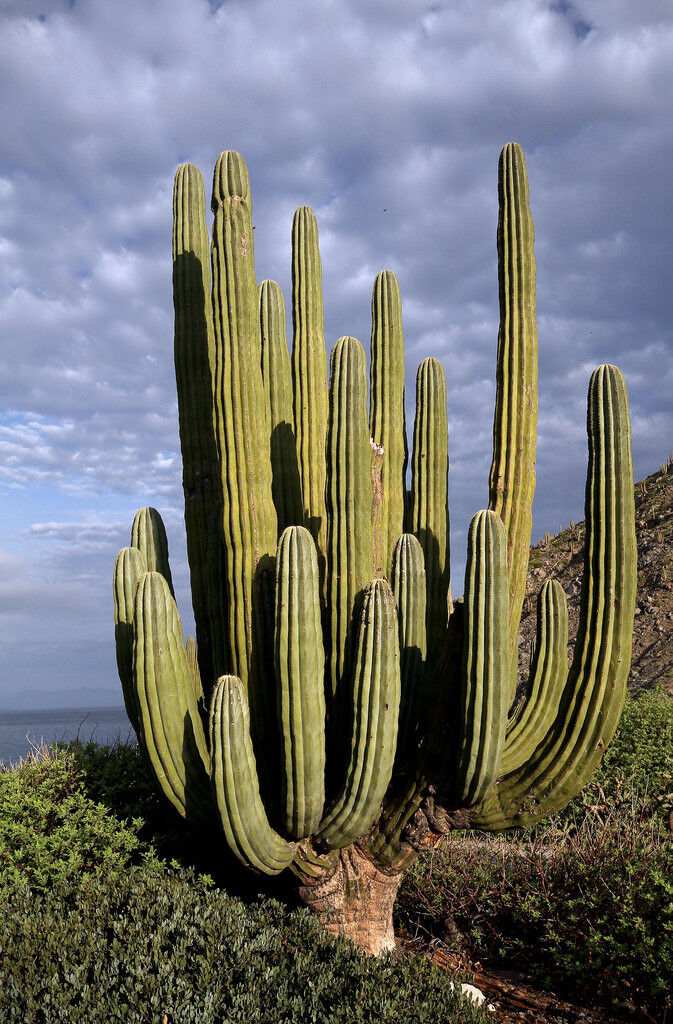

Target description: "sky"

left=0, top=0, right=671, bottom=705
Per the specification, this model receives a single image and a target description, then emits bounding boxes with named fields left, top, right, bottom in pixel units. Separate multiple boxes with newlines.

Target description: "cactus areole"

left=113, top=144, right=636, bottom=955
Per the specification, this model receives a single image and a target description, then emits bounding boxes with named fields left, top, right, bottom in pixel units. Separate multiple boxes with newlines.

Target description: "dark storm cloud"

left=0, top=0, right=671, bottom=698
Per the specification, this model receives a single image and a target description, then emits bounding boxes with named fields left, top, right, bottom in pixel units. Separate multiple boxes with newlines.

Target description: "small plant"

left=0, top=746, right=159, bottom=899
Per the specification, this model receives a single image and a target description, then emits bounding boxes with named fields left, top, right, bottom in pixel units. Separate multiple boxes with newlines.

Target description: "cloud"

left=0, top=0, right=671, bottom=699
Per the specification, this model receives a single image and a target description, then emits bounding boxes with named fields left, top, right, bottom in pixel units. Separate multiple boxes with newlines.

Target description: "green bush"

left=399, top=798, right=673, bottom=1016
left=0, top=870, right=486, bottom=1024
left=399, top=690, right=673, bottom=1016
left=0, top=747, right=159, bottom=897
left=580, top=686, right=673, bottom=821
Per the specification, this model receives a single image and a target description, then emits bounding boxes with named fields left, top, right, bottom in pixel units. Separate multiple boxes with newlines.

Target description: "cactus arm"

left=318, top=578, right=401, bottom=850
left=455, top=510, right=509, bottom=806
left=474, top=365, right=636, bottom=828
left=210, top=152, right=278, bottom=759
left=500, top=579, right=568, bottom=775
left=488, top=142, right=538, bottom=698
left=113, top=545, right=147, bottom=733
left=291, top=207, right=328, bottom=574
left=326, top=337, right=374, bottom=704
left=173, top=162, right=226, bottom=690
left=275, top=526, right=326, bottom=838
left=132, top=571, right=211, bottom=822
left=259, top=280, right=304, bottom=533
left=130, top=507, right=174, bottom=596
left=390, top=533, right=427, bottom=763
left=209, top=675, right=295, bottom=875
left=369, top=270, right=407, bottom=577
left=408, top=357, right=450, bottom=656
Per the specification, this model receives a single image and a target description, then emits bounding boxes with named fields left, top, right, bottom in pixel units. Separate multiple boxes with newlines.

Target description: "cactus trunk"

left=297, top=846, right=402, bottom=956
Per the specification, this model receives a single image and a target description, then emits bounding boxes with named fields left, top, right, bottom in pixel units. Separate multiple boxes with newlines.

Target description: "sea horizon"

left=0, top=705, right=135, bottom=765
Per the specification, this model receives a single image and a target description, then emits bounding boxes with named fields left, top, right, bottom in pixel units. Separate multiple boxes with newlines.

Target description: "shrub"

left=579, top=686, right=673, bottom=823
left=0, top=746, right=158, bottom=898
left=0, top=870, right=487, bottom=1024
left=398, top=799, right=673, bottom=1017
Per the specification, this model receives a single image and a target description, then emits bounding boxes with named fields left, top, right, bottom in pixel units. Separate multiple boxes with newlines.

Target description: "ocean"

left=0, top=707, right=135, bottom=765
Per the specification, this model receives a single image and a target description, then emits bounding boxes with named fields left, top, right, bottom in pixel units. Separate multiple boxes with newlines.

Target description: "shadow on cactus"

left=113, top=143, right=637, bottom=955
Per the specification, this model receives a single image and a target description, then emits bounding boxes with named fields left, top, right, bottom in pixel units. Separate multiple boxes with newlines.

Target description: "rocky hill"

left=519, top=455, right=673, bottom=696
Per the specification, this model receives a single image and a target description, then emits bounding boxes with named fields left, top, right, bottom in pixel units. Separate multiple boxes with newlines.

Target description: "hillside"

left=519, top=455, right=673, bottom=695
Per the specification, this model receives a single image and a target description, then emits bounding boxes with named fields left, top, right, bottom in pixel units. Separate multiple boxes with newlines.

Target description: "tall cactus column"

left=210, top=152, right=278, bottom=767
left=369, top=270, right=407, bottom=578
left=173, top=164, right=226, bottom=690
left=292, top=207, right=328, bottom=583
left=488, top=142, right=538, bottom=698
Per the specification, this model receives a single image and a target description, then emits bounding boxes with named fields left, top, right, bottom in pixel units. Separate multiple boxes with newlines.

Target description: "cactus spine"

left=113, top=144, right=636, bottom=956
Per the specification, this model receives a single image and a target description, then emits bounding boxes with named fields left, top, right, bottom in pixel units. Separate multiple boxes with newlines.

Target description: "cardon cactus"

left=113, top=142, right=636, bottom=955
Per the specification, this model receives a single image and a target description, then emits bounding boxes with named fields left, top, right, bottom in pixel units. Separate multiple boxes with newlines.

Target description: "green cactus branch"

left=488, top=142, right=538, bottom=699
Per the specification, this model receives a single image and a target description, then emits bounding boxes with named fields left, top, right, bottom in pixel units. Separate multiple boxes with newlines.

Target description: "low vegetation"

left=1, top=689, right=671, bottom=1020
left=0, top=747, right=485, bottom=1024
left=398, top=688, right=673, bottom=1018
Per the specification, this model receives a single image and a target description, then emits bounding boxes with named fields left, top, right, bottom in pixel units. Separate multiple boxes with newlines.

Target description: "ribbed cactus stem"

left=369, top=270, right=407, bottom=577
left=409, top=357, right=450, bottom=655
left=259, top=280, right=303, bottom=533
left=275, top=526, right=326, bottom=838
left=318, top=578, right=401, bottom=850
left=390, top=533, right=426, bottom=760
left=210, top=151, right=277, bottom=736
left=173, top=162, right=225, bottom=690
left=113, top=545, right=147, bottom=733
left=185, top=635, right=204, bottom=706
left=501, top=579, right=568, bottom=775
left=474, top=365, right=636, bottom=828
left=291, top=207, right=328, bottom=574
left=132, top=571, right=211, bottom=822
left=131, top=507, right=174, bottom=595
left=209, top=675, right=295, bottom=875
left=488, top=142, right=538, bottom=698
left=326, top=336, right=373, bottom=704
left=456, top=510, right=508, bottom=807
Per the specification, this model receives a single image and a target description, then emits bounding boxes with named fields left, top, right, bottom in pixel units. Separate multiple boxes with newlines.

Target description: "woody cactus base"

left=113, top=143, right=636, bottom=955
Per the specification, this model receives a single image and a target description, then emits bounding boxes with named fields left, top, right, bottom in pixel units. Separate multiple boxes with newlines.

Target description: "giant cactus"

left=113, top=142, right=636, bottom=955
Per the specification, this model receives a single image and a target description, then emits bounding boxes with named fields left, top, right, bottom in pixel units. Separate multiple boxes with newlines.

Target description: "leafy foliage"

left=0, top=746, right=159, bottom=898
left=0, top=870, right=486, bottom=1024
left=399, top=689, right=673, bottom=1016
